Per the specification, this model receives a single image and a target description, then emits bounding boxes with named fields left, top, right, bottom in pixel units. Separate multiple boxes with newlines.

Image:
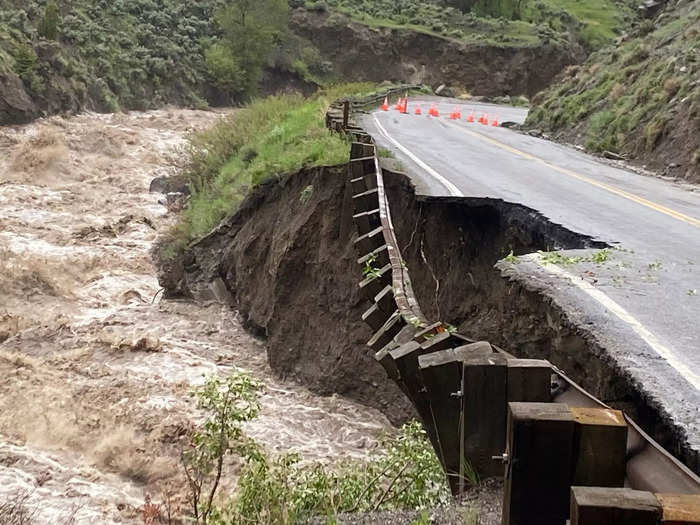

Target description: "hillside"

left=525, top=0, right=700, bottom=182
left=1, top=0, right=637, bottom=125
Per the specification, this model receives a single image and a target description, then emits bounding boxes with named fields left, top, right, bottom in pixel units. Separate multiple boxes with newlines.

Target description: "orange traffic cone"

left=449, top=107, right=457, bottom=120
left=481, top=113, right=488, bottom=125
left=433, top=105, right=440, bottom=117
left=395, top=98, right=403, bottom=111
left=381, top=97, right=389, bottom=112
left=400, top=98, right=408, bottom=114
left=456, top=106, right=462, bottom=120
left=415, top=104, right=422, bottom=115
left=491, top=115, right=499, bottom=127
left=467, top=111, right=474, bottom=123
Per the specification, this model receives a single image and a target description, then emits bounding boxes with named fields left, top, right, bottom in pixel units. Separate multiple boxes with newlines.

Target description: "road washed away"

left=0, top=109, right=391, bottom=523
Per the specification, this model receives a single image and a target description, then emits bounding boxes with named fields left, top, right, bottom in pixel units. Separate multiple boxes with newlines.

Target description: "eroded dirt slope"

left=0, top=110, right=392, bottom=523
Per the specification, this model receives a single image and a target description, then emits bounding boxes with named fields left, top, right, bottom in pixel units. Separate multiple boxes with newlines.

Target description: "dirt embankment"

left=164, top=160, right=697, bottom=472
left=158, top=166, right=414, bottom=425
left=290, top=9, right=584, bottom=98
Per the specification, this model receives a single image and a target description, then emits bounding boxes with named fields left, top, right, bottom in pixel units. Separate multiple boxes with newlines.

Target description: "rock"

left=527, top=129, right=543, bottom=137
left=0, top=70, right=38, bottom=125
left=603, top=150, right=626, bottom=161
left=501, top=121, right=519, bottom=129
left=679, top=66, right=687, bottom=73
left=435, top=84, right=446, bottom=95
left=149, top=175, right=170, bottom=194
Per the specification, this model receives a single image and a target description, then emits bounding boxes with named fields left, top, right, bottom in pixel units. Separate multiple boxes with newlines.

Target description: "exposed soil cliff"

left=290, top=9, right=584, bottom=98
left=158, top=165, right=415, bottom=424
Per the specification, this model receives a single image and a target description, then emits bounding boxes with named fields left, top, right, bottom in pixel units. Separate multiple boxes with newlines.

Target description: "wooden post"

left=461, top=354, right=508, bottom=478
left=570, top=487, right=661, bottom=525
left=419, top=349, right=462, bottom=494
left=507, top=359, right=552, bottom=402
left=571, top=407, right=628, bottom=488
left=503, top=402, right=575, bottom=525
left=342, top=100, right=350, bottom=129
left=656, top=494, right=700, bottom=524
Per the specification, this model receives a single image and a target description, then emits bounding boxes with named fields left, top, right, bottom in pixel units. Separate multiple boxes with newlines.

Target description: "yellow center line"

left=442, top=120, right=700, bottom=228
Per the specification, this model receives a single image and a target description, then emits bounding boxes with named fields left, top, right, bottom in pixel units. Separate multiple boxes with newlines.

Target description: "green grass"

left=313, top=0, right=632, bottom=50
left=526, top=1, right=699, bottom=165
left=167, top=83, right=377, bottom=253
left=524, top=0, right=634, bottom=49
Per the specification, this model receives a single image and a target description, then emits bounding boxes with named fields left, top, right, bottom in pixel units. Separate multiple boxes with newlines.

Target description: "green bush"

left=214, top=421, right=450, bottom=524
left=38, top=0, right=59, bottom=40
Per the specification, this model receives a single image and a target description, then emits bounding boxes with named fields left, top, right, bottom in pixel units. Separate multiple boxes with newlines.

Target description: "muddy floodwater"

left=0, top=109, right=392, bottom=523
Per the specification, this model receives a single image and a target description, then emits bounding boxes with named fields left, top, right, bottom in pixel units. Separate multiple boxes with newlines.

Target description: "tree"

left=208, top=0, right=288, bottom=98
left=181, top=371, right=262, bottom=524
left=38, top=0, right=60, bottom=40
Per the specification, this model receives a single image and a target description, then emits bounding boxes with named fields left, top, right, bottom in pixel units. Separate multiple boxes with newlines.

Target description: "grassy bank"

left=166, top=83, right=382, bottom=255
left=305, top=0, right=634, bottom=50
left=525, top=2, right=699, bottom=180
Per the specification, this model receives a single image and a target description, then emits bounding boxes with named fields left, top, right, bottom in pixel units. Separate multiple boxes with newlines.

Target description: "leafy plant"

left=214, top=420, right=450, bottom=524
left=362, top=254, right=382, bottom=279
left=181, top=371, right=263, bottom=524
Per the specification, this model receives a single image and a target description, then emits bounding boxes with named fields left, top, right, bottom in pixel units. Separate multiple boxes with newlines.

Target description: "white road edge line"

left=523, top=253, right=700, bottom=390
left=372, top=115, right=464, bottom=197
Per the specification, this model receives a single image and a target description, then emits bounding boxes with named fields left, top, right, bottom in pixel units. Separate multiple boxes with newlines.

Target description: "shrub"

left=38, top=0, right=60, bottom=40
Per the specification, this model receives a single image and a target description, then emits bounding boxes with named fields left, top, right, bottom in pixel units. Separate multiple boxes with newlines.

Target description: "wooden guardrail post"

left=571, top=487, right=661, bottom=524
left=571, top=407, right=627, bottom=487
left=342, top=100, right=350, bottom=129
left=503, top=402, right=575, bottom=525
left=503, top=403, right=630, bottom=525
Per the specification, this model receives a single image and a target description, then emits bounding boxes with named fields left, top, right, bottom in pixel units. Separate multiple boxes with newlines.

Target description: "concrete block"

left=656, top=493, right=700, bottom=524
left=503, top=402, right=575, bottom=525
left=507, top=359, right=552, bottom=403
left=374, top=345, right=401, bottom=383
left=570, top=487, right=661, bottom=525
left=462, top=354, right=508, bottom=479
left=350, top=142, right=374, bottom=160
left=571, top=407, right=627, bottom=488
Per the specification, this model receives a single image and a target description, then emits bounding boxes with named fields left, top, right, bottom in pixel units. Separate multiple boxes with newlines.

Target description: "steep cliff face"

left=158, top=165, right=415, bottom=424
left=290, top=9, right=584, bottom=97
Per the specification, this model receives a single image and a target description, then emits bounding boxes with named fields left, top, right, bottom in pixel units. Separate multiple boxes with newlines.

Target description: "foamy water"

left=0, top=109, right=391, bottom=523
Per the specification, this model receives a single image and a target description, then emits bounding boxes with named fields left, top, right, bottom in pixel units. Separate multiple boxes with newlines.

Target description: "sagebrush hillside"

left=526, top=0, right=699, bottom=182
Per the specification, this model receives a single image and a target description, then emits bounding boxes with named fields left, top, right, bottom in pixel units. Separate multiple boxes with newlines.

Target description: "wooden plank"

left=656, top=493, right=700, bottom=524
left=507, top=359, right=552, bottom=402
left=571, top=407, right=628, bottom=488
left=462, top=354, right=508, bottom=479
left=503, top=402, right=575, bottom=525
left=390, top=341, right=441, bottom=455
left=570, top=487, right=661, bottom=525
left=419, top=349, right=463, bottom=494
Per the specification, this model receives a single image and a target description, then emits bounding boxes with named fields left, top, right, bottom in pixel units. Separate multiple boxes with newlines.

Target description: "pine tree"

left=38, top=1, right=60, bottom=41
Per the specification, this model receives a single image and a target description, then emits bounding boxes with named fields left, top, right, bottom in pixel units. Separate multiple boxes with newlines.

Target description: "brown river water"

left=0, top=109, right=391, bottom=523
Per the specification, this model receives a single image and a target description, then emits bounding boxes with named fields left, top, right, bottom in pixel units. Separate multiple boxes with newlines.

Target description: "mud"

left=0, top=110, right=393, bottom=523
left=162, top=165, right=415, bottom=426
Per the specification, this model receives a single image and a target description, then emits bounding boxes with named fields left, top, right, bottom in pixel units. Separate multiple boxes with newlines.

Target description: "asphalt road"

left=361, top=96, right=700, bottom=461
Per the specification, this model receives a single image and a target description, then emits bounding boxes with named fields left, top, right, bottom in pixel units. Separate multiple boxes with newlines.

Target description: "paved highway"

left=361, top=96, right=700, bottom=464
